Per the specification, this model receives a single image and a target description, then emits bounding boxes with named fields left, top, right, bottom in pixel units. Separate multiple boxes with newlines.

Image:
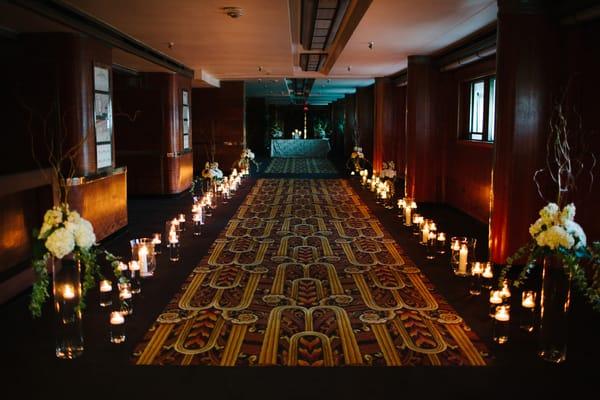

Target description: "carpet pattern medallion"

left=133, top=179, right=488, bottom=366
left=264, top=158, right=338, bottom=174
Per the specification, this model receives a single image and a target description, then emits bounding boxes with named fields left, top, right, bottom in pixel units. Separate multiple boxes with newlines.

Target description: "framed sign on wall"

left=182, top=89, right=190, bottom=150
left=93, top=65, right=113, bottom=170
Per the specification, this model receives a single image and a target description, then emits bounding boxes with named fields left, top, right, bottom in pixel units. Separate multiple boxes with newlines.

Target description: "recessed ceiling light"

left=347, top=66, right=351, bottom=72
left=258, top=66, right=263, bottom=72
left=368, top=41, right=374, bottom=50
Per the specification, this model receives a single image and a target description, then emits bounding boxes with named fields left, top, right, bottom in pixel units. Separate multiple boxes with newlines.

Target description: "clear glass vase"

left=538, top=254, right=571, bottom=363
left=52, top=253, right=84, bottom=359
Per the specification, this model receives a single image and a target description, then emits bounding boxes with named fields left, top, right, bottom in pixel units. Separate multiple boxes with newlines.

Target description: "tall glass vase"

left=52, top=253, right=84, bottom=359
left=538, top=254, right=571, bottom=363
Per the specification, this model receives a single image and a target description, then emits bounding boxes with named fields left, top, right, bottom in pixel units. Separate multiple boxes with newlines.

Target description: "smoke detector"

left=223, top=7, right=243, bottom=18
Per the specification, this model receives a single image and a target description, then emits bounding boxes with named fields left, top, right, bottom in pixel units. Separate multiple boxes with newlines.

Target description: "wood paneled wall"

left=330, top=99, right=346, bottom=161
left=356, top=85, right=374, bottom=162
left=246, top=97, right=268, bottom=158
left=373, top=78, right=397, bottom=172
left=113, top=71, right=192, bottom=195
left=343, top=93, right=356, bottom=157
left=192, top=82, right=245, bottom=174
left=393, top=85, right=407, bottom=180
left=0, top=33, right=127, bottom=301
left=439, top=58, right=496, bottom=223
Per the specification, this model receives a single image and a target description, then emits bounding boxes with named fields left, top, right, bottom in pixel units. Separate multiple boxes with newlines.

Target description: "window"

left=182, top=90, right=190, bottom=150
left=462, top=76, right=496, bottom=142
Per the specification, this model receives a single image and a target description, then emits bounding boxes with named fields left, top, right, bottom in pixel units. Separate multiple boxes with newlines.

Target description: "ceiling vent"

left=223, top=7, right=244, bottom=18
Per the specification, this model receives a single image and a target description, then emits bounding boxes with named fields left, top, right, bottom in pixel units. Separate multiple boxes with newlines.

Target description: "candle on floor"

left=178, top=213, right=186, bottom=231
left=109, top=311, right=126, bottom=344
left=171, top=218, right=180, bottom=232
left=119, top=289, right=133, bottom=316
left=500, top=280, right=511, bottom=303
left=152, top=233, right=162, bottom=255
left=426, top=231, right=437, bottom=260
left=192, top=212, right=202, bottom=236
left=469, top=262, right=483, bottom=295
left=169, top=230, right=180, bottom=262
left=520, top=290, right=537, bottom=332
left=489, top=290, right=503, bottom=318
left=421, top=222, right=430, bottom=244
left=493, top=305, right=510, bottom=344
left=436, top=232, right=446, bottom=254
left=482, top=262, right=493, bottom=289
left=99, top=280, right=112, bottom=307
left=128, top=261, right=141, bottom=294
left=404, top=205, right=412, bottom=226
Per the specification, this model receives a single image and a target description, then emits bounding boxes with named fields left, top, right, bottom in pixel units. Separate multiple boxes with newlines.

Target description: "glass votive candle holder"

left=99, top=280, right=112, bottom=307
left=500, top=279, right=512, bottom=304
left=403, top=201, right=413, bottom=226
left=420, top=219, right=432, bottom=245
left=426, top=231, right=437, bottom=260
left=482, top=261, right=494, bottom=289
left=469, top=261, right=483, bottom=295
left=489, top=290, right=503, bottom=318
left=117, top=261, right=130, bottom=280
left=117, top=277, right=131, bottom=293
left=436, top=232, right=446, bottom=254
left=192, top=213, right=202, bottom=237
left=168, top=233, right=180, bottom=262
left=152, top=233, right=162, bottom=255
left=109, top=311, right=126, bottom=344
left=119, top=289, right=133, bottom=316
left=128, top=261, right=141, bottom=294
left=521, top=291, right=537, bottom=332
left=493, top=305, right=510, bottom=344
left=178, top=213, right=186, bottom=231
left=412, top=215, right=422, bottom=236
left=130, top=238, right=156, bottom=278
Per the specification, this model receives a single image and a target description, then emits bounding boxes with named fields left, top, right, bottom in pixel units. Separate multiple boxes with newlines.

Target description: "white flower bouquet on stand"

left=237, top=148, right=259, bottom=174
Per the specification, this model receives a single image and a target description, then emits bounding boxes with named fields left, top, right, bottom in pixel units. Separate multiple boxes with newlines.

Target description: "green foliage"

left=499, top=240, right=600, bottom=312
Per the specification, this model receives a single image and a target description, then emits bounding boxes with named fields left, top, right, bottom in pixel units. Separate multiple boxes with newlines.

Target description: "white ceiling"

left=63, top=0, right=497, bottom=79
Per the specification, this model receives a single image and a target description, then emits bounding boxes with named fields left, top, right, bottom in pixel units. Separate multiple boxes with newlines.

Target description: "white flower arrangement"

left=380, top=161, right=397, bottom=179
left=237, top=148, right=259, bottom=172
left=528, top=203, right=586, bottom=250
left=351, top=146, right=365, bottom=159
left=30, top=203, right=121, bottom=317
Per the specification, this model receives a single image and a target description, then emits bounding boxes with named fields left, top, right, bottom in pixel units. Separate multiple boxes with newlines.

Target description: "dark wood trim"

left=9, top=0, right=194, bottom=78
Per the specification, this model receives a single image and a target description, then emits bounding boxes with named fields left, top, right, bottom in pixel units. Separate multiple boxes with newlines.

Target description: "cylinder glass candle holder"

left=521, top=291, right=537, bottom=332
left=99, top=280, right=113, bottom=307
left=436, top=232, right=446, bottom=254
left=412, top=215, right=422, bottom=236
left=192, top=213, right=202, bottom=237
left=426, top=232, right=437, bottom=260
left=403, top=204, right=413, bottom=227
left=168, top=234, right=180, bottom=262
left=178, top=213, right=186, bottom=231
left=109, top=311, right=126, bottom=344
left=130, top=238, right=156, bottom=278
left=119, top=289, right=133, bottom=316
left=152, top=233, right=162, bottom=255
left=493, top=305, right=510, bottom=344
left=482, top=262, right=494, bottom=289
left=489, top=290, right=503, bottom=318
left=500, top=279, right=512, bottom=304
left=117, top=277, right=131, bottom=293
left=469, top=261, right=483, bottom=295
left=117, top=261, right=130, bottom=281
left=449, top=237, right=467, bottom=276
left=128, top=261, right=141, bottom=294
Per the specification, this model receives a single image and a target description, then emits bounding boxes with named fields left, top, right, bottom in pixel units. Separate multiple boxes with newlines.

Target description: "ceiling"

left=60, top=0, right=496, bottom=79
left=246, top=78, right=374, bottom=105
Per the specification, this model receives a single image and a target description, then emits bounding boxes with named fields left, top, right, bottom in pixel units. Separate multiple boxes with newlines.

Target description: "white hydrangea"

left=530, top=203, right=586, bottom=251
left=43, top=208, right=63, bottom=226
left=535, top=225, right=574, bottom=250
left=45, top=227, right=75, bottom=259
left=72, top=218, right=95, bottom=249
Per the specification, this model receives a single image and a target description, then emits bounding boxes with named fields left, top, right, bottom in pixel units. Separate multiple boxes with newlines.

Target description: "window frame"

left=458, top=74, right=496, bottom=143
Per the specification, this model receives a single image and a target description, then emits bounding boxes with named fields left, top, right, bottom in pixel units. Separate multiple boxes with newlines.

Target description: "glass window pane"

left=488, top=77, right=496, bottom=141
left=471, top=133, right=483, bottom=141
left=469, top=81, right=484, bottom=135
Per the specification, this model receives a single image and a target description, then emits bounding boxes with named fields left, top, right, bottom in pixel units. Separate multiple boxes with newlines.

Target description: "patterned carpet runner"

left=133, top=179, right=488, bottom=366
left=264, top=158, right=338, bottom=174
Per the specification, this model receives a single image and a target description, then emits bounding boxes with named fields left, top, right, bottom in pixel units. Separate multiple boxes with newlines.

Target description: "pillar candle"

left=458, top=244, right=468, bottom=275
left=138, top=245, right=149, bottom=276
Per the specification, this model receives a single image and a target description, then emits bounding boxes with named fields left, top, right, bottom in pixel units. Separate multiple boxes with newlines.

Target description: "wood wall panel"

left=490, top=2, right=559, bottom=263
left=343, top=93, right=356, bottom=158
left=393, top=85, right=407, bottom=179
left=356, top=85, right=374, bottom=163
left=406, top=56, right=441, bottom=202
left=439, top=57, right=495, bottom=223
left=114, top=71, right=192, bottom=194
left=66, top=169, right=128, bottom=241
left=374, top=78, right=396, bottom=172
left=246, top=97, right=268, bottom=158
left=192, top=82, right=245, bottom=173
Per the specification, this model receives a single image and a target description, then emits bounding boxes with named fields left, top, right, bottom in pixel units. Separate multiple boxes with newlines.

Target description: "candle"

left=128, top=261, right=142, bottom=294
left=118, top=261, right=128, bottom=273
left=495, top=305, right=510, bottom=321
left=110, top=311, right=125, bottom=325
left=119, top=289, right=132, bottom=300
left=169, top=230, right=179, bottom=244
left=472, top=261, right=483, bottom=275
left=458, top=244, right=468, bottom=275
left=482, top=262, right=494, bottom=279
left=404, top=205, right=412, bottom=226
left=62, top=284, right=76, bottom=300
left=119, top=289, right=133, bottom=316
left=351, top=171, right=355, bottom=176
left=138, top=245, right=149, bottom=277
left=493, top=305, right=510, bottom=344
left=522, top=291, right=536, bottom=309
left=489, top=290, right=503, bottom=317
left=152, top=233, right=162, bottom=255
left=436, top=232, right=446, bottom=254
left=152, top=233, right=161, bottom=244
left=421, top=223, right=430, bottom=244
left=381, top=190, right=387, bottom=200
left=171, top=218, right=180, bottom=232
left=500, top=280, right=512, bottom=301
left=99, top=279, right=112, bottom=307
left=99, top=280, right=112, bottom=293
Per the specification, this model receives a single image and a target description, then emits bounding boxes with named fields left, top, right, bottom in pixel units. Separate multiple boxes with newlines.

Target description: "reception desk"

left=270, top=139, right=331, bottom=158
